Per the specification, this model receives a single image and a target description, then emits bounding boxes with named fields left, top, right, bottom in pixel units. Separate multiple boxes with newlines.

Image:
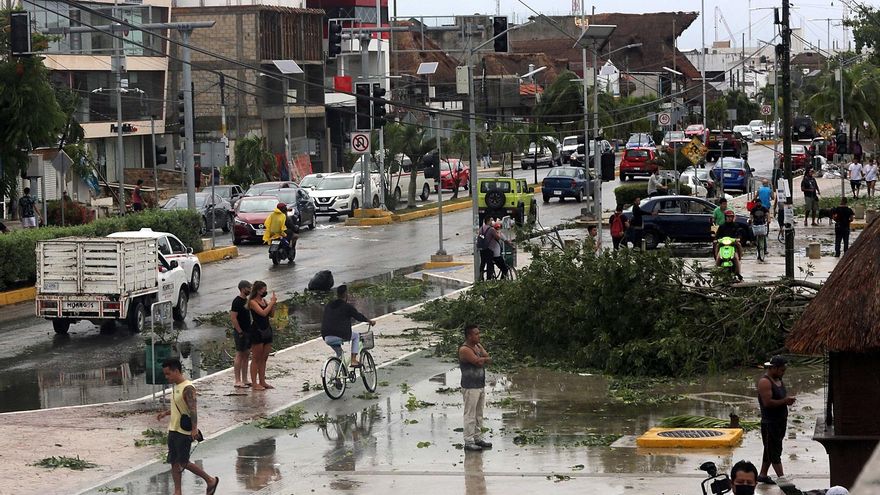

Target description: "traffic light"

left=178, top=91, right=186, bottom=137
left=155, top=145, right=168, bottom=165
left=492, top=16, right=508, bottom=53
left=10, top=12, right=32, bottom=56
left=328, top=21, right=343, bottom=59
left=372, top=83, right=387, bottom=128
left=355, top=82, right=371, bottom=131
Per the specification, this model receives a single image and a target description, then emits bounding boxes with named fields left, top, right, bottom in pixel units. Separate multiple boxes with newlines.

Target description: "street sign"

left=761, top=105, right=772, bottom=116
left=456, top=66, right=469, bottom=94
left=681, top=137, right=707, bottom=165
left=727, top=109, right=737, bottom=122
left=658, top=112, right=671, bottom=126
left=350, top=132, right=371, bottom=154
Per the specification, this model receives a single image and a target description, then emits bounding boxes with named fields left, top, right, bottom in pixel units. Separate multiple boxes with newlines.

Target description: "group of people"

left=800, top=167, right=857, bottom=257
left=477, top=216, right=513, bottom=280
left=230, top=280, right=278, bottom=391
left=845, top=157, right=878, bottom=199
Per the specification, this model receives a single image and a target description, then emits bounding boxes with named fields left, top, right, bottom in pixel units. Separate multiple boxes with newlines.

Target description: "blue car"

left=622, top=195, right=754, bottom=249
left=541, top=166, right=596, bottom=203
left=710, top=157, right=754, bottom=193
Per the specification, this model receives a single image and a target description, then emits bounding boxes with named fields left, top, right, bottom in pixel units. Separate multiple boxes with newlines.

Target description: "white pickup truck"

left=35, top=237, right=190, bottom=334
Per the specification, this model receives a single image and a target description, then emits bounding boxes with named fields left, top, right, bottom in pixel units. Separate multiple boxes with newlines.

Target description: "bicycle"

left=752, top=223, right=768, bottom=261
left=321, top=329, right=378, bottom=400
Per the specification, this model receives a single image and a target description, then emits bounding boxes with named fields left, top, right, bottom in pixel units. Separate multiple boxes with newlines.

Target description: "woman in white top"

left=849, top=160, right=864, bottom=198
left=865, top=159, right=878, bottom=198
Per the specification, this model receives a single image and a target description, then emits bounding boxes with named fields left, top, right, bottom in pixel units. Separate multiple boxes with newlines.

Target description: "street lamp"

left=417, top=61, right=449, bottom=262
left=520, top=64, right=547, bottom=185
left=272, top=59, right=304, bottom=179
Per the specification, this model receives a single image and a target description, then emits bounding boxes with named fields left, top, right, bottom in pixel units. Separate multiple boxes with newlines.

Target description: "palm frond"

left=659, top=415, right=760, bottom=432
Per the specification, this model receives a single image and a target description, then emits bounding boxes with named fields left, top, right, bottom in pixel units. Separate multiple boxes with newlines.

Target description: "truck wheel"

left=173, top=289, right=189, bottom=322
left=190, top=266, right=201, bottom=293
left=52, top=319, right=71, bottom=334
left=128, top=300, right=146, bottom=333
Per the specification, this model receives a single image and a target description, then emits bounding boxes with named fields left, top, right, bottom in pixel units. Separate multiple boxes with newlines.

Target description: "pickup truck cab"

left=108, top=229, right=202, bottom=292
left=706, top=130, right=748, bottom=162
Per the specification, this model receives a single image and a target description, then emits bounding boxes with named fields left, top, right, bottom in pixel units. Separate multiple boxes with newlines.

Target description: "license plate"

left=63, top=301, right=96, bottom=311
left=318, top=207, right=329, bottom=212
left=255, top=229, right=265, bottom=235
left=271, top=240, right=280, bottom=245
left=553, top=190, right=562, bottom=195
left=633, top=167, right=641, bottom=171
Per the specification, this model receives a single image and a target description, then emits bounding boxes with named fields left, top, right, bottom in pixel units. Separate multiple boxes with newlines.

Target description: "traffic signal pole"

left=114, top=0, right=125, bottom=215
left=781, top=0, right=795, bottom=279
left=151, top=115, right=158, bottom=205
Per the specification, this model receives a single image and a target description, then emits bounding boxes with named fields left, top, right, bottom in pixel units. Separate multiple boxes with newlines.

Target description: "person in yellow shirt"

left=262, top=202, right=288, bottom=244
left=156, top=358, right=219, bottom=495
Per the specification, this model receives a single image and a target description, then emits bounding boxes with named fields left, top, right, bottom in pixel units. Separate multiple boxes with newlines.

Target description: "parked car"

left=661, top=130, right=690, bottom=151
left=211, top=184, right=244, bottom=208
left=710, top=157, right=754, bottom=193
left=706, top=130, right=748, bottom=162
left=809, top=137, right=837, bottom=161
left=682, top=166, right=716, bottom=197
left=625, top=133, right=656, bottom=150
left=108, top=228, right=203, bottom=293
left=560, top=135, right=580, bottom=163
left=311, top=172, right=381, bottom=219
left=359, top=153, right=435, bottom=203
left=774, top=144, right=811, bottom=170
left=162, top=192, right=232, bottom=235
left=792, top=116, right=816, bottom=141
left=439, top=159, right=469, bottom=191
left=244, top=181, right=297, bottom=198
left=685, top=124, right=707, bottom=141
left=263, top=187, right=317, bottom=230
left=232, top=196, right=279, bottom=245
left=733, top=125, right=753, bottom=142
left=619, top=147, right=659, bottom=181
left=521, top=137, right=561, bottom=169
left=477, top=177, right=537, bottom=226
left=748, top=120, right=766, bottom=139
left=569, top=139, right=614, bottom=168
left=679, top=172, right=709, bottom=198
left=622, top=196, right=753, bottom=249
left=541, top=166, right=596, bottom=203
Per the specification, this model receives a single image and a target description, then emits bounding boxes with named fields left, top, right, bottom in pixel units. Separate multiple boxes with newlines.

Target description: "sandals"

left=207, top=476, right=220, bottom=494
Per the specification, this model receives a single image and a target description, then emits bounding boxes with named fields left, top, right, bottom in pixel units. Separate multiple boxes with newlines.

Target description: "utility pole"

left=469, top=62, right=479, bottom=282
left=180, top=28, right=197, bottom=210
left=359, top=32, right=373, bottom=208
left=701, top=0, right=707, bottom=130
left=150, top=115, right=158, bottom=205
left=220, top=73, right=228, bottom=168
left=781, top=0, right=794, bottom=279
left=376, top=0, right=386, bottom=209
left=592, top=45, right=600, bottom=247
left=113, top=0, right=125, bottom=215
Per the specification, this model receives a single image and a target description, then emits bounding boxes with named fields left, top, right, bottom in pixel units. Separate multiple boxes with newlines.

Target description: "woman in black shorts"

left=247, top=281, right=277, bottom=390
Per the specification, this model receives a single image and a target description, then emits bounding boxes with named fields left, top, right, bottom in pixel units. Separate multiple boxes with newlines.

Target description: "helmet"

left=493, top=222, right=501, bottom=229
left=724, top=210, right=735, bottom=216
left=277, top=202, right=287, bottom=211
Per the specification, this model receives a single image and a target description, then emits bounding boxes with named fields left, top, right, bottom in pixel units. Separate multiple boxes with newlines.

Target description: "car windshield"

left=791, top=145, right=807, bottom=154
left=562, top=137, right=578, bottom=147
left=213, top=187, right=232, bottom=198
left=238, top=198, right=277, bottom=213
left=300, top=176, right=322, bottom=188
left=749, top=120, right=763, bottom=126
left=686, top=125, right=703, bottom=132
left=627, top=134, right=650, bottom=144
left=626, top=149, right=649, bottom=159
left=247, top=183, right=283, bottom=196
left=665, top=131, right=685, bottom=141
left=548, top=168, right=579, bottom=178
left=164, top=195, right=207, bottom=209
left=733, top=126, right=750, bottom=133
left=351, top=159, right=379, bottom=174
left=480, top=181, right=512, bottom=193
left=718, top=158, right=746, bottom=169
left=317, top=177, right=355, bottom=190
left=695, top=169, right=711, bottom=180
left=263, top=189, right=298, bottom=203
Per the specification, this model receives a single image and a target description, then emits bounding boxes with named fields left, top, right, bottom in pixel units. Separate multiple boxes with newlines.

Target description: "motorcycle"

left=268, top=235, right=296, bottom=265
left=717, top=236, right=738, bottom=272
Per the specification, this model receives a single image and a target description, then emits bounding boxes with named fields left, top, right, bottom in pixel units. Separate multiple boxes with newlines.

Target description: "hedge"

left=0, top=209, right=203, bottom=290
left=613, top=182, right=692, bottom=207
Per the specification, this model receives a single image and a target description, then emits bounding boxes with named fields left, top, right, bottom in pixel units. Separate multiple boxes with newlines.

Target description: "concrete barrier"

left=807, top=242, right=822, bottom=259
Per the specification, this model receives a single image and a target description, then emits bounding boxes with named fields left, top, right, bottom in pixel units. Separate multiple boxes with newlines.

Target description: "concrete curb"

left=422, top=261, right=470, bottom=270
left=0, top=246, right=240, bottom=307
left=391, top=200, right=471, bottom=222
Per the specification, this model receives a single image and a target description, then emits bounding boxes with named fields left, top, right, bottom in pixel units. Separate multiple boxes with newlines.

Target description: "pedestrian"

left=248, top=281, right=277, bottom=391
left=800, top=168, right=820, bottom=227
left=647, top=169, right=667, bottom=197
left=132, top=179, right=145, bottom=212
left=477, top=216, right=496, bottom=281
left=321, top=284, right=375, bottom=367
left=459, top=324, right=492, bottom=452
left=848, top=158, right=864, bottom=198
left=757, top=355, right=796, bottom=484
left=864, top=158, right=878, bottom=198
left=757, top=179, right=774, bottom=210
left=587, top=224, right=600, bottom=252
left=609, top=204, right=628, bottom=251
left=712, top=198, right=729, bottom=229
left=156, top=358, right=220, bottom=495
left=490, top=222, right=510, bottom=279
left=730, top=460, right=759, bottom=495
left=626, top=196, right=652, bottom=249
left=750, top=194, right=770, bottom=258
left=230, top=280, right=252, bottom=388
left=832, top=197, right=855, bottom=257
left=18, top=187, right=39, bottom=228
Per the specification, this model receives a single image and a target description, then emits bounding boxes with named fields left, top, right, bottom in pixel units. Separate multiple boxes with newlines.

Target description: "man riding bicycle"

left=321, top=285, right=375, bottom=367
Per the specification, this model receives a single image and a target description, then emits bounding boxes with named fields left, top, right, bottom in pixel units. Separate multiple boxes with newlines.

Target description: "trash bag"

left=307, top=270, right=334, bottom=292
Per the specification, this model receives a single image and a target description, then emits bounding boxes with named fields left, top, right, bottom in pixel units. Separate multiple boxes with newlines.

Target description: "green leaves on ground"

left=405, top=394, right=435, bottom=411
left=608, top=377, right=683, bottom=405
left=659, top=415, right=760, bottom=432
left=31, top=455, right=97, bottom=470
left=134, top=428, right=167, bottom=447
left=256, top=406, right=310, bottom=429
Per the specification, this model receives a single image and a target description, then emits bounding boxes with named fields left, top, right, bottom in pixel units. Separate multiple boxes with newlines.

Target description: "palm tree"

left=228, top=134, right=274, bottom=189
left=805, top=62, right=880, bottom=143
left=492, top=123, right=527, bottom=176
left=389, top=124, right=436, bottom=206
left=523, top=122, right=558, bottom=184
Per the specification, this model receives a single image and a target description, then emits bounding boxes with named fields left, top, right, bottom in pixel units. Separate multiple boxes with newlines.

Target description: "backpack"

left=476, top=225, right=491, bottom=250
left=610, top=214, right=625, bottom=238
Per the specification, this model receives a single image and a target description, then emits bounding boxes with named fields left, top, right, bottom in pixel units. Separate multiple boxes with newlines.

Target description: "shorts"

left=132, top=202, right=144, bottom=211
left=21, top=216, right=37, bottom=228
left=761, top=421, right=786, bottom=464
left=804, top=196, right=819, bottom=214
left=233, top=329, right=251, bottom=352
left=851, top=180, right=862, bottom=189
left=167, top=430, right=193, bottom=465
left=250, top=328, right=272, bottom=345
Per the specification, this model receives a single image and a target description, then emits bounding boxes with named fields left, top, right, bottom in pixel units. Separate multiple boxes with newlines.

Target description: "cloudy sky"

left=392, top=0, right=856, bottom=53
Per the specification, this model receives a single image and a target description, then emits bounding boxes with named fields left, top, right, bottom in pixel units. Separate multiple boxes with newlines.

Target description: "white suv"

left=311, top=172, right=381, bottom=219
left=353, top=154, right=435, bottom=204
left=560, top=135, right=580, bottom=163
left=108, top=228, right=203, bottom=293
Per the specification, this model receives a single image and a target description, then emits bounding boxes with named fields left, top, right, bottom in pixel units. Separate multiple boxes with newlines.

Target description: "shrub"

left=613, top=182, right=692, bottom=206
left=45, top=199, right=93, bottom=226
left=0, top=209, right=202, bottom=290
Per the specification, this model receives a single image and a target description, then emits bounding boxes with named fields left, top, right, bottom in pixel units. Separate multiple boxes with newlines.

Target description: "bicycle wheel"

left=322, top=357, right=347, bottom=400
left=757, top=235, right=766, bottom=261
left=360, top=351, right=378, bottom=392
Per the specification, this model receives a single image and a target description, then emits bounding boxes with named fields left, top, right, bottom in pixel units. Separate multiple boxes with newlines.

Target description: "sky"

left=391, top=0, right=859, bottom=54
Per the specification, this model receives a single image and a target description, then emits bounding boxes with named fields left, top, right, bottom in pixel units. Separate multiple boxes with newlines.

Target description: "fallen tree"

left=410, top=242, right=819, bottom=376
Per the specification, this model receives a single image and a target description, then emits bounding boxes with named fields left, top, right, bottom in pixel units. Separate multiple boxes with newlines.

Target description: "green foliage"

left=848, top=6, right=880, bottom=65
left=405, top=394, right=435, bottom=411
left=613, top=181, right=691, bottom=206
left=805, top=62, right=880, bottom=140
left=0, top=209, right=202, bottom=290
left=348, top=275, right=428, bottom=301
left=410, top=244, right=805, bottom=377
left=256, top=406, right=309, bottom=429
left=134, top=428, right=168, bottom=447
left=535, top=70, right=583, bottom=130
left=31, top=455, right=97, bottom=470
left=708, top=91, right=760, bottom=129
left=223, top=135, right=273, bottom=190
left=608, top=377, right=683, bottom=405
left=659, top=415, right=760, bottom=432
left=492, top=123, right=528, bottom=174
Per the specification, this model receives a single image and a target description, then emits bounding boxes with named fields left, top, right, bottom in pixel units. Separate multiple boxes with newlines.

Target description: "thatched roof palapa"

left=787, top=217, right=880, bottom=354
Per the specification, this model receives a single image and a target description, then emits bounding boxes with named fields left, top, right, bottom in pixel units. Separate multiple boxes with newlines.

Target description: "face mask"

left=734, top=484, right=756, bottom=495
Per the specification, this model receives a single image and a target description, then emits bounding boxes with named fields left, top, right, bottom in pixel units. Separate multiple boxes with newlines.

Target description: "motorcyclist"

left=714, top=210, right=744, bottom=279
left=283, top=205, right=300, bottom=259
left=262, top=202, right=288, bottom=244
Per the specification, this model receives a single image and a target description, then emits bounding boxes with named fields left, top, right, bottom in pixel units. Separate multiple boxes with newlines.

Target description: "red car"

left=439, top=159, right=470, bottom=191
left=232, top=196, right=280, bottom=245
left=774, top=144, right=811, bottom=170
left=685, top=124, right=707, bottom=141
left=619, top=148, right=659, bottom=181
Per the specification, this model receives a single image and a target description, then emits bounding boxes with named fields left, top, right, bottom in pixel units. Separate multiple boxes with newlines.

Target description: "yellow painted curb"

left=195, top=246, right=239, bottom=264
left=391, top=200, right=472, bottom=222
left=636, top=428, right=743, bottom=448
left=352, top=208, right=393, bottom=219
left=422, top=261, right=470, bottom=269
left=0, top=286, right=36, bottom=306
left=344, top=216, right=394, bottom=226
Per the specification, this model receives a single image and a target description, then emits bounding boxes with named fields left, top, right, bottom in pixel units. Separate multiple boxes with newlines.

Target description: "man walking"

left=800, top=168, right=820, bottom=226
left=156, top=358, right=219, bottom=495
left=18, top=187, right=39, bottom=228
left=609, top=204, right=628, bottom=251
left=849, top=158, right=864, bottom=198
left=757, top=355, right=796, bottom=485
left=230, top=280, right=252, bottom=388
left=832, top=197, right=855, bottom=257
left=459, top=324, right=492, bottom=452
left=627, top=196, right=653, bottom=249
left=132, top=179, right=145, bottom=211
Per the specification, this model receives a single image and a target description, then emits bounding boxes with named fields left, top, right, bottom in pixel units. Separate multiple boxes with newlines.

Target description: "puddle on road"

left=0, top=271, right=458, bottom=413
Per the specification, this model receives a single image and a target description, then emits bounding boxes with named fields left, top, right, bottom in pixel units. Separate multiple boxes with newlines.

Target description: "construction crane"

left=715, top=6, right=737, bottom=48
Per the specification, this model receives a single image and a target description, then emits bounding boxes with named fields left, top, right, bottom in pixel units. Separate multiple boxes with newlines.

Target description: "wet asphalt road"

left=0, top=146, right=777, bottom=412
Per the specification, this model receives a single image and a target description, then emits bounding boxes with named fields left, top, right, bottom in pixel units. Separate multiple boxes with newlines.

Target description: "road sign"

left=761, top=105, right=772, bottom=116
left=658, top=112, right=671, bottom=126
left=350, top=132, right=371, bottom=154
left=681, top=137, right=707, bottom=165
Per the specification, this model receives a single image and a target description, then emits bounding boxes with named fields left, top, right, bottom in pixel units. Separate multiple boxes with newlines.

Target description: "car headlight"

left=234, top=218, right=247, bottom=225
left=337, top=194, right=350, bottom=200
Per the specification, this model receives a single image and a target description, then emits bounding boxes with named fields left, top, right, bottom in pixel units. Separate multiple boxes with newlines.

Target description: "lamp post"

left=272, top=60, right=305, bottom=181
left=521, top=64, right=547, bottom=186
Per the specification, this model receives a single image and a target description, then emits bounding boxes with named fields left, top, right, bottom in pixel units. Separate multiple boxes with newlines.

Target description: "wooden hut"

left=786, top=217, right=880, bottom=488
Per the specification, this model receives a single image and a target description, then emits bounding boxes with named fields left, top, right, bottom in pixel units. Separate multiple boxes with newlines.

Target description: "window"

left=168, top=236, right=186, bottom=254
left=480, top=181, right=511, bottom=193
left=657, top=200, right=682, bottom=213
left=157, top=237, right=171, bottom=255
left=686, top=201, right=715, bottom=215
